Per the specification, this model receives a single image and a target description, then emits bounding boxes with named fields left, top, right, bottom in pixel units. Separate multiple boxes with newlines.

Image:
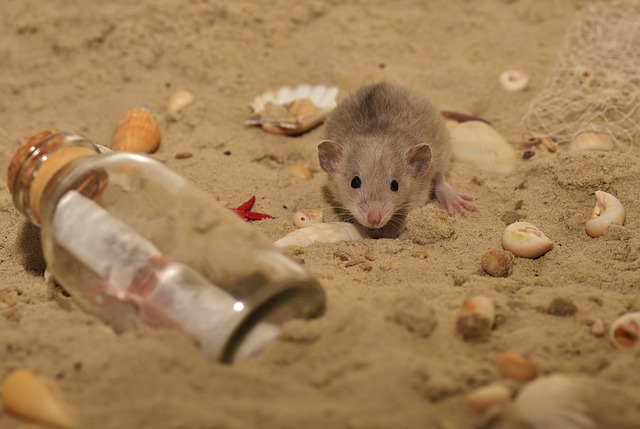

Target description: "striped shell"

left=449, top=121, right=517, bottom=175
left=111, top=107, right=161, bottom=153
left=274, top=222, right=363, bottom=248
left=246, top=84, right=338, bottom=135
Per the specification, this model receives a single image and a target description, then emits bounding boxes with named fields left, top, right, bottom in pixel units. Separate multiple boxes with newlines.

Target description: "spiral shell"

left=274, top=222, right=363, bottom=248
left=2, top=369, right=77, bottom=428
left=111, top=107, right=161, bottom=153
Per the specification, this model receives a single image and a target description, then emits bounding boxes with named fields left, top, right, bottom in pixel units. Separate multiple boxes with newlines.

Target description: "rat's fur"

left=318, top=82, right=452, bottom=238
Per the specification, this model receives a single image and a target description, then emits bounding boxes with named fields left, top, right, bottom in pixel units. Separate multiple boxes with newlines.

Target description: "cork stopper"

left=7, top=130, right=101, bottom=225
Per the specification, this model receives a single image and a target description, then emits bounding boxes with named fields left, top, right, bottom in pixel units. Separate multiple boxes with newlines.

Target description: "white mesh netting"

left=522, top=0, right=640, bottom=149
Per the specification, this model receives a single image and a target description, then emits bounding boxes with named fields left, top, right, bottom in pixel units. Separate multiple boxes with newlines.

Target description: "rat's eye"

left=390, top=179, right=399, bottom=192
left=351, top=176, right=361, bottom=189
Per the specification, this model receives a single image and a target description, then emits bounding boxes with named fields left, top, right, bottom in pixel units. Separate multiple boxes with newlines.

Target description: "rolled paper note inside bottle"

left=8, top=130, right=325, bottom=363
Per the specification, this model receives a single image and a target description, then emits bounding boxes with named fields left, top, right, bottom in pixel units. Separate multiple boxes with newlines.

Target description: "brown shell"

left=111, top=107, right=161, bottom=153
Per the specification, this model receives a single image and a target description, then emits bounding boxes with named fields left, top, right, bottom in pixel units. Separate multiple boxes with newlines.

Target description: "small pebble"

left=174, top=152, right=193, bottom=159
left=481, top=250, right=513, bottom=277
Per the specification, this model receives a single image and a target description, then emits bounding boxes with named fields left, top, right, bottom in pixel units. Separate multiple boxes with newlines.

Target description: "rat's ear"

left=405, top=144, right=432, bottom=178
left=318, top=140, right=343, bottom=173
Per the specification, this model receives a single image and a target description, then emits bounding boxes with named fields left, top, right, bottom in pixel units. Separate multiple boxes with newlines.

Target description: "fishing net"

left=522, top=0, right=640, bottom=149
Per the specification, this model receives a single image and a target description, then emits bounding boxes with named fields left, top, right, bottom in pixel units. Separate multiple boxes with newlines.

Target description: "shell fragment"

left=275, top=222, right=363, bottom=248
left=246, top=84, right=338, bottom=135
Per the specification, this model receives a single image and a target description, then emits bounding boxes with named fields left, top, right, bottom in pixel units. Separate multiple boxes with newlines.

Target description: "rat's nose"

left=367, top=210, right=382, bottom=227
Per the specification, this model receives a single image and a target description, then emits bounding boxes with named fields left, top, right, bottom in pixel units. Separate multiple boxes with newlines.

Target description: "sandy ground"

left=1, top=0, right=640, bottom=427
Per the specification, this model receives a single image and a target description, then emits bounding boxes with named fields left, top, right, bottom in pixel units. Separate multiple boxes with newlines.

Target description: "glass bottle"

left=7, top=130, right=325, bottom=363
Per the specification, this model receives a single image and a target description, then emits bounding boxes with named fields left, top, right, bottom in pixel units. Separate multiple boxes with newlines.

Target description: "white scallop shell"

left=516, top=374, right=595, bottom=429
left=449, top=121, right=517, bottom=175
left=585, top=191, right=625, bottom=238
left=248, top=84, right=338, bottom=115
left=502, top=221, right=553, bottom=258
left=274, top=222, right=363, bottom=248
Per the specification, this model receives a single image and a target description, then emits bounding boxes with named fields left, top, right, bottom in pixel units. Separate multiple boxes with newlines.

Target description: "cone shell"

left=111, top=107, right=161, bottom=153
left=449, top=121, right=517, bottom=174
left=585, top=191, right=625, bottom=238
left=2, top=369, right=76, bottom=428
left=274, top=221, right=363, bottom=248
left=609, top=312, right=640, bottom=349
left=502, top=221, right=553, bottom=258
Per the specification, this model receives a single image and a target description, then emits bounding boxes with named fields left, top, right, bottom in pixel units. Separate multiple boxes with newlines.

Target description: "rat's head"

left=318, top=138, right=432, bottom=231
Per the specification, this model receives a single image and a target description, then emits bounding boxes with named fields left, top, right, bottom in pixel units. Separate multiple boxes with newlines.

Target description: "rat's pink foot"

left=434, top=172, right=477, bottom=216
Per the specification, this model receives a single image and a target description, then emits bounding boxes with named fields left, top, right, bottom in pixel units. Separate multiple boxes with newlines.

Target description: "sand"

left=1, top=0, right=639, bottom=428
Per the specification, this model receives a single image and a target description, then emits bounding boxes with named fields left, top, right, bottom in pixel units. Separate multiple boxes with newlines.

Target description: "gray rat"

left=317, top=82, right=476, bottom=238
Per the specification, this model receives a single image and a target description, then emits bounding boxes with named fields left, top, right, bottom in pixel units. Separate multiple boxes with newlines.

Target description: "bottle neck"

left=7, top=130, right=101, bottom=226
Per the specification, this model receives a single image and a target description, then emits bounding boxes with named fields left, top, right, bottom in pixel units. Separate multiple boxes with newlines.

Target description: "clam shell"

left=585, top=191, right=625, bottom=238
left=274, top=221, right=363, bottom=248
left=449, top=121, right=517, bottom=174
left=567, top=132, right=615, bottom=152
left=2, top=369, right=76, bottom=428
left=502, top=221, right=553, bottom=258
left=111, top=107, right=161, bottom=153
left=246, top=84, right=338, bottom=135
left=516, top=374, right=595, bottom=429
left=609, top=312, right=640, bottom=349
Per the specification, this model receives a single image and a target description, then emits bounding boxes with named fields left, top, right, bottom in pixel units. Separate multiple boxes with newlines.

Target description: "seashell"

left=568, top=132, right=614, bottom=152
left=2, top=369, right=76, bottom=428
left=515, top=374, right=595, bottom=429
left=456, top=295, right=495, bottom=341
left=567, top=132, right=615, bottom=152
left=466, top=383, right=511, bottom=413
left=166, top=89, right=195, bottom=118
left=293, top=209, right=324, bottom=228
left=520, top=136, right=557, bottom=153
left=245, top=84, right=339, bottom=135
left=502, top=221, right=553, bottom=258
left=111, top=107, right=161, bottom=153
left=590, top=318, right=605, bottom=337
left=274, top=221, right=363, bottom=248
left=290, top=164, right=314, bottom=180
left=585, top=191, right=625, bottom=238
left=449, top=120, right=517, bottom=175
left=609, top=312, right=640, bottom=349
left=499, top=70, right=530, bottom=91
left=496, top=352, right=538, bottom=382
left=481, top=249, right=513, bottom=277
